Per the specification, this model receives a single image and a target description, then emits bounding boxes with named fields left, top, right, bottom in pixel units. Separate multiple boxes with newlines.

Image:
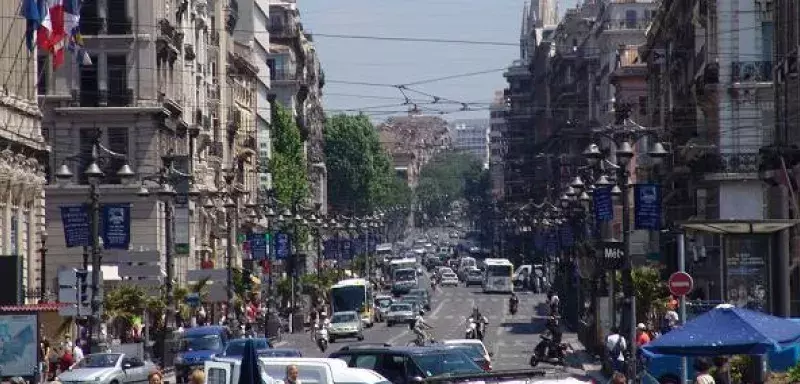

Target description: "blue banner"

left=60, top=204, right=90, bottom=248
left=559, top=224, right=574, bottom=248
left=101, top=203, right=130, bottom=249
left=323, top=239, right=337, bottom=260
left=634, top=183, right=662, bottom=230
left=534, top=230, right=544, bottom=251
left=545, top=229, right=559, bottom=256
left=248, top=233, right=268, bottom=261
left=593, top=186, right=614, bottom=222
left=352, top=235, right=364, bottom=255
left=341, top=239, right=353, bottom=260
left=275, top=232, right=290, bottom=260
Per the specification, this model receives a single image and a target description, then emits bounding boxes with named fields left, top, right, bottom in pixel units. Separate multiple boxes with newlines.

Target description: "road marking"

left=388, top=328, right=410, bottom=345
left=430, top=300, right=446, bottom=319
left=274, top=340, right=288, bottom=347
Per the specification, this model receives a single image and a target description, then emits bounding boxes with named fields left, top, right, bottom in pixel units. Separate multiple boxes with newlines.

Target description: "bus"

left=376, top=243, right=393, bottom=264
left=330, top=278, right=375, bottom=327
left=389, top=257, right=417, bottom=277
left=482, top=258, right=514, bottom=293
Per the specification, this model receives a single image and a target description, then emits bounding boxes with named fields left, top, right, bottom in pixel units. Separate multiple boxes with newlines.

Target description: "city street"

left=277, top=281, right=585, bottom=373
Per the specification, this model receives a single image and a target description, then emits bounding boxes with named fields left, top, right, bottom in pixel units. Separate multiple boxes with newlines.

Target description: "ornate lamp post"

left=54, top=129, right=136, bottom=352
left=39, top=230, right=48, bottom=302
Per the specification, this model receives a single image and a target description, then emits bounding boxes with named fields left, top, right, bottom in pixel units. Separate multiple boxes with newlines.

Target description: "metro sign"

left=601, top=241, right=625, bottom=270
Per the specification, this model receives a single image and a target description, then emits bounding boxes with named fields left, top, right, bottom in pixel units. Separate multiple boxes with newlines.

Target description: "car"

left=435, top=266, right=453, bottom=280
left=256, top=348, right=303, bottom=357
left=57, top=353, right=156, bottom=384
left=329, top=345, right=485, bottom=384
left=375, top=295, right=393, bottom=322
left=407, top=288, right=431, bottom=310
left=465, top=268, right=483, bottom=286
left=329, top=311, right=365, bottom=342
left=441, top=339, right=493, bottom=371
left=174, top=325, right=229, bottom=383
left=386, top=303, right=415, bottom=327
left=221, top=338, right=272, bottom=357
left=440, top=272, right=460, bottom=286
left=399, top=295, right=425, bottom=314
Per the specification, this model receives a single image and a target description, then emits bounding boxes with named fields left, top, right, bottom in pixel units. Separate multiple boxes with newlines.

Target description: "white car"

left=442, top=339, right=493, bottom=370
left=440, top=272, right=459, bottom=286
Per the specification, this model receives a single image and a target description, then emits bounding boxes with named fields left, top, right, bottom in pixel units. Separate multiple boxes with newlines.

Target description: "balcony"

left=731, top=61, right=773, bottom=83
left=271, top=69, right=298, bottom=82
left=268, top=23, right=300, bottom=40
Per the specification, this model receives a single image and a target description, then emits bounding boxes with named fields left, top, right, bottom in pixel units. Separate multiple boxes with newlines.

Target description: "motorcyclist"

left=547, top=290, right=560, bottom=315
left=412, top=313, right=433, bottom=345
left=468, top=307, right=489, bottom=339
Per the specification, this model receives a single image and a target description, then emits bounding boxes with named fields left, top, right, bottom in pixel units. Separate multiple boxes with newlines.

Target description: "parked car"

left=386, top=303, right=415, bottom=327
left=174, top=326, right=229, bottom=383
left=329, top=311, right=365, bottom=342
left=57, top=353, right=156, bottom=384
left=465, top=268, right=484, bottom=286
left=440, top=272, right=460, bottom=286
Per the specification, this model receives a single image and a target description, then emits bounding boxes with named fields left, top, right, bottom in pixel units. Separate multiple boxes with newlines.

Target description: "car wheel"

left=357, top=333, right=365, bottom=341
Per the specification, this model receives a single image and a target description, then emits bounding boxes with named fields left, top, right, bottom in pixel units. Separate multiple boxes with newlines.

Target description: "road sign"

left=668, top=271, right=694, bottom=296
left=601, top=241, right=625, bottom=270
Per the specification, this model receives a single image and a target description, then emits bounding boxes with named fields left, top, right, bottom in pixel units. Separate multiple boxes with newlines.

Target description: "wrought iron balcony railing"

left=717, top=152, right=759, bottom=173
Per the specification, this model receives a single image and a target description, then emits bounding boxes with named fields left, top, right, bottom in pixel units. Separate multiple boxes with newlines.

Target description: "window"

left=105, top=127, right=129, bottom=184
left=37, top=55, right=49, bottom=95
left=107, top=0, right=130, bottom=34
left=625, top=10, right=637, bottom=28
left=107, top=55, right=129, bottom=106
left=206, top=368, right=228, bottom=384
left=380, top=354, right=408, bottom=384
left=80, top=0, right=101, bottom=35
left=79, top=55, right=99, bottom=106
left=353, top=354, right=379, bottom=370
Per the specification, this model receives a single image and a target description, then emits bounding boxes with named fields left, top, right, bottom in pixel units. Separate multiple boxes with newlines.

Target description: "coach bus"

left=482, top=258, right=514, bottom=293
left=330, top=278, right=375, bottom=327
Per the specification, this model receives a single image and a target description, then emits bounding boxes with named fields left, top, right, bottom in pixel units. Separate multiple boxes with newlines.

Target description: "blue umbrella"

left=643, top=306, right=800, bottom=356
left=239, top=339, right=266, bottom=384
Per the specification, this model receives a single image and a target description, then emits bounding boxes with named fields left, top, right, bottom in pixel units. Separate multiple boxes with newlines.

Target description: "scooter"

left=315, top=324, right=329, bottom=352
left=465, top=320, right=477, bottom=339
left=529, top=334, right=567, bottom=366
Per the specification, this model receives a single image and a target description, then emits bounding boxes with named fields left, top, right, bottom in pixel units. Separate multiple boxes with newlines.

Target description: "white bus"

left=376, top=243, right=393, bottom=263
left=482, top=258, right=514, bottom=293
left=330, top=278, right=375, bottom=327
left=389, top=257, right=417, bottom=277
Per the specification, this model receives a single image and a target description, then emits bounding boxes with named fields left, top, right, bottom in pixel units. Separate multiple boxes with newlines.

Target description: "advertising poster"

left=0, top=314, right=38, bottom=377
left=726, top=236, right=768, bottom=312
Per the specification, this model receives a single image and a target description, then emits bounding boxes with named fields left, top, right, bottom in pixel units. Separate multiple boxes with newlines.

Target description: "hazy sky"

left=299, top=0, right=581, bottom=121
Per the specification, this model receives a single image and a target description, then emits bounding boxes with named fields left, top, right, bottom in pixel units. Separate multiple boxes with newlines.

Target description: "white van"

left=206, top=357, right=390, bottom=384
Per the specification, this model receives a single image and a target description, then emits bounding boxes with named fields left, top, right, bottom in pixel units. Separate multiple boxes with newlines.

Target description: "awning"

left=679, top=219, right=800, bottom=234
left=0, top=303, right=69, bottom=312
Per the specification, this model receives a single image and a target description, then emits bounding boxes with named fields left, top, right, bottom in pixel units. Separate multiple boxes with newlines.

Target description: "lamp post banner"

left=534, top=230, right=545, bottom=251
left=634, top=183, right=662, bottom=230
left=323, top=239, right=337, bottom=260
left=341, top=239, right=353, bottom=260
left=275, top=232, right=290, bottom=260
left=101, top=203, right=131, bottom=249
left=593, top=186, right=613, bottom=222
left=248, top=233, right=268, bottom=261
left=60, top=204, right=90, bottom=248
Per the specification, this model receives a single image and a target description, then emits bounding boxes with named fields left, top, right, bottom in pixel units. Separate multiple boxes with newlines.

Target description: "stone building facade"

left=40, top=0, right=257, bottom=293
left=0, top=7, right=47, bottom=304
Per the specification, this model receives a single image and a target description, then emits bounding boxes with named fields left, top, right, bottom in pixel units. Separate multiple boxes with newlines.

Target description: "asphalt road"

left=277, top=278, right=554, bottom=371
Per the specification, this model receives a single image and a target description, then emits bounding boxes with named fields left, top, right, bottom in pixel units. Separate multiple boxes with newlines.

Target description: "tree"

left=272, top=104, right=309, bottom=207
left=416, top=151, right=486, bottom=221
left=324, top=114, right=410, bottom=213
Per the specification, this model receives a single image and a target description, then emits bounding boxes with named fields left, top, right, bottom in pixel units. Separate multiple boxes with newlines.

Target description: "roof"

left=0, top=302, right=69, bottom=312
left=483, top=258, right=513, bottom=266
left=183, top=325, right=227, bottom=336
left=331, top=278, right=369, bottom=288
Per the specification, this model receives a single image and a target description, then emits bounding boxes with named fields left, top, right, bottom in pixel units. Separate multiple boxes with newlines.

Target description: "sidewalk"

left=563, top=331, right=606, bottom=383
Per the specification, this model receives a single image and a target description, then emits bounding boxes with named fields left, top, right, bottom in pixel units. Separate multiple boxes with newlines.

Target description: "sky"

left=298, top=0, right=583, bottom=121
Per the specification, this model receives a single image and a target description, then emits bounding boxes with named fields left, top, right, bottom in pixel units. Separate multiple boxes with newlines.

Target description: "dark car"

left=174, top=326, right=228, bottom=383
left=329, top=345, right=484, bottom=384
left=221, top=338, right=272, bottom=357
left=257, top=348, right=303, bottom=357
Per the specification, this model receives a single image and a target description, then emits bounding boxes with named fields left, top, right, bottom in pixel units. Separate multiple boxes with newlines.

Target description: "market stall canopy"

left=643, top=306, right=800, bottom=356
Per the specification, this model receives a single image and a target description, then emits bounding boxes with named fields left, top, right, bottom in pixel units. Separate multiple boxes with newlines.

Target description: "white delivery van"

left=204, top=358, right=275, bottom=384
left=206, top=357, right=390, bottom=384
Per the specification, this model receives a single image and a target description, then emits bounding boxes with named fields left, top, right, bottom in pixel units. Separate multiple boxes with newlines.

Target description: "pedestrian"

left=189, top=369, right=205, bottom=384
left=662, top=300, right=679, bottom=334
left=605, top=327, right=627, bottom=374
left=694, top=357, right=716, bottom=384
left=284, top=364, right=301, bottom=384
left=610, top=372, right=627, bottom=384
left=711, top=357, right=731, bottom=384
left=635, top=323, right=651, bottom=346
left=148, top=371, right=163, bottom=384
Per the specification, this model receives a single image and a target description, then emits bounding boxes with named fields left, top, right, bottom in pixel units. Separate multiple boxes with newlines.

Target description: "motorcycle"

left=465, top=319, right=486, bottom=340
left=529, top=334, right=567, bottom=366
left=315, top=325, right=329, bottom=352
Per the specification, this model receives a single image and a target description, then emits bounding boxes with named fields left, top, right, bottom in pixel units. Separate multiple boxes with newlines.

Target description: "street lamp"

left=54, top=129, right=136, bottom=352
left=136, top=155, right=197, bottom=341
left=39, top=230, right=48, bottom=302
left=582, top=120, right=669, bottom=378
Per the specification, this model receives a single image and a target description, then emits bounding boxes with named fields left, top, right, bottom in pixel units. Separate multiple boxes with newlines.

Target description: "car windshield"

left=332, top=313, right=358, bottom=323
left=391, top=304, right=412, bottom=312
left=224, top=339, right=270, bottom=356
left=395, top=269, right=416, bottom=281
left=450, top=344, right=485, bottom=358
left=443, top=273, right=457, bottom=279
left=376, top=298, right=392, bottom=308
left=468, top=270, right=482, bottom=276
left=182, top=334, right=223, bottom=351
left=412, top=351, right=483, bottom=377
left=76, top=354, right=121, bottom=368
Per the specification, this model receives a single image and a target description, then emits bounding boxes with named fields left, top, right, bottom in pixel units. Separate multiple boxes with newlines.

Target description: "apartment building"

left=449, top=119, right=490, bottom=167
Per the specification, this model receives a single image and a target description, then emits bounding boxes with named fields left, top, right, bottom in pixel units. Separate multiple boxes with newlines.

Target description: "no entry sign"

left=668, top=272, right=694, bottom=296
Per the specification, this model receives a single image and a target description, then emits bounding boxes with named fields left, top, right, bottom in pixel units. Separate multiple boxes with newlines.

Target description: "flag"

left=63, top=0, right=91, bottom=68
left=21, top=0, right=43, bottom=51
